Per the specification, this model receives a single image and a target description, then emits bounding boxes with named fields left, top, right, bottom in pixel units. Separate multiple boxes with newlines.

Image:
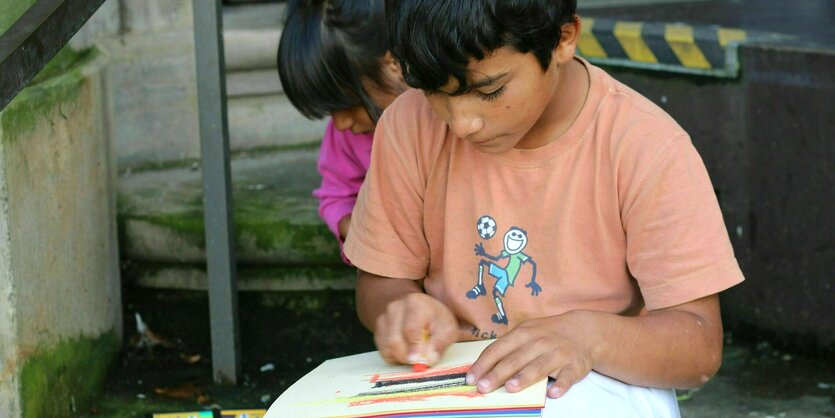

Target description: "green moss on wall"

left=124, top=182, right=341, bottom=264
left=130, top=209, right=340, bottom=264
left=1, top=48, right=96, bottom=144
left=20, top=331, right=121, bottom=418
left=31, top=47, right=85, bottom=84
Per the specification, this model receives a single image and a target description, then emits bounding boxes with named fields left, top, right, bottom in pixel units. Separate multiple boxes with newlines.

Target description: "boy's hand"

left=374, top=292, right=458, bottom=366
left=465, top=310, right=599, bottom=399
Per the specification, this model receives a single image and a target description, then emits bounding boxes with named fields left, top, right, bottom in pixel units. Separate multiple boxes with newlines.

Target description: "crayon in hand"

left=411, top=329, right=429, bottom=372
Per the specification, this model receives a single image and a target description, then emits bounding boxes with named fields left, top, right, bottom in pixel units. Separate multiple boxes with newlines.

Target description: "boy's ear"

left=553, top=17, right=581, bottom=66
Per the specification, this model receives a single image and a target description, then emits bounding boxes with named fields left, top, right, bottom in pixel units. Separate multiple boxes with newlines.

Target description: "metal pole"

left=192, top=0, right=240, bottom=384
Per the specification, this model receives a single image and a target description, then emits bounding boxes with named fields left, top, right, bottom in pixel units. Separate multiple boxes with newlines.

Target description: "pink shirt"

left=313, top=119, right=373, bottom=264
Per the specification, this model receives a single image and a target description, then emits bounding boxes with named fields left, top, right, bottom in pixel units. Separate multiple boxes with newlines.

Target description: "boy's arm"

left=356, top=270, right=423, bottom=332
left=592, top=294, right=722, bottom=389
left=467, top=294, right=722, bottom=397
left=357, top=270, right=458, bottom=365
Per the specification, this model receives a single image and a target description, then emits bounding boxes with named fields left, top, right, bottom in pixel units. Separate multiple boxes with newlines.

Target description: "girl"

left=277, top=0, right=406, bottom=263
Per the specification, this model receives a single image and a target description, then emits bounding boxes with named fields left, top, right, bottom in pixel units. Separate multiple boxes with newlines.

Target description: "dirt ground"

left=80, top=287, right=834, bottom=417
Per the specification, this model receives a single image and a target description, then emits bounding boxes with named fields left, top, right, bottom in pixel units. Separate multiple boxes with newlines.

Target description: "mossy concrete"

left=20, top=332, right=120, bottom=418
left=119, top=147, right=343, bottom=267
left=0, top=47, right=122, bottom=416
left=127, top=264, right=356, bottom=291
left=0, top=48, right=94, bottom=144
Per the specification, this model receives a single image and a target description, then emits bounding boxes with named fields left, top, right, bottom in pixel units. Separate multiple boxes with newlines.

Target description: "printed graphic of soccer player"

left=468, top=226, right=542, bottom=325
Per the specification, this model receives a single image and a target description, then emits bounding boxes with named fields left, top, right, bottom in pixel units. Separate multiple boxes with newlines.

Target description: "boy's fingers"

left=377, top=301, right=409, bottom=364
left=374, top=317, right=400, bottom=364
left=548, top=363, right=586, bottom=399
left=426, top=320, right=457, bottom=364
left=468, top=337, right=520, bottom=385
left=503, top=355, right=553, bottom=393
left=401, top=298, right=435, bottom=361
left=474, top=345, right=540, bottom=393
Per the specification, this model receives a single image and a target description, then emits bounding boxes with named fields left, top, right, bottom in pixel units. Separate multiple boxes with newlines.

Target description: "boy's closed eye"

left=476, top=86, right=505, bottom=101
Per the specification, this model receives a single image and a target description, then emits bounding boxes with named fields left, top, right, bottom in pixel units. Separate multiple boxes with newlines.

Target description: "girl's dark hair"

left=278, top=0, right=387, bottom=121
left=386, top=0, right=577, bottom=95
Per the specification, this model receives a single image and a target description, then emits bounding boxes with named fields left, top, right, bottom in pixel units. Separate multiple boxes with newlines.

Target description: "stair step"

left=127, top=264, right=356, bottom=291
left=227, top=68, right=283, bottom=97
left=224, top=28, right=281, bottom=71
left=119, top=148, right=342, bottom=266
left=223, top=3, right=285, bottom=30
left=229, top=94, right=326, bottom=149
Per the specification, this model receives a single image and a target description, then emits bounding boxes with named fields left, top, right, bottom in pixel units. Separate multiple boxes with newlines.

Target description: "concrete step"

left=119, top=147, right=343, bottom=268
left=126, top=264, right=355, bottom=291
left=227, top=68, right=283, bottom=98
left=224, top=28, right=281, bottom=72
left=103, top=0, right=333, bottom=169
left=102, top=16, right=328, bottom=168
left=223, top=2, right=285, bottom=31
left=229, top=93, right=326, bottom=150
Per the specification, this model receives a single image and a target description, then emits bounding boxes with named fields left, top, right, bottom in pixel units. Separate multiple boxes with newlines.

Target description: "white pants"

left=543, top=371, right=681, bottom=418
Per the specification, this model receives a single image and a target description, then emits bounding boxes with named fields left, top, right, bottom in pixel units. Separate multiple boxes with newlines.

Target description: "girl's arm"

left=314, top=121, right=373, bottom=246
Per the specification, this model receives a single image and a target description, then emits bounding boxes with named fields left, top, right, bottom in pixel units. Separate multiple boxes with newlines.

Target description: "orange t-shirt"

left=344, top=60, right=744, bottom=339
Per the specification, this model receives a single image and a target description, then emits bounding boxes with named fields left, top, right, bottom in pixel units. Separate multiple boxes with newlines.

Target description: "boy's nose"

left=448, top=111, right=484, bottom=140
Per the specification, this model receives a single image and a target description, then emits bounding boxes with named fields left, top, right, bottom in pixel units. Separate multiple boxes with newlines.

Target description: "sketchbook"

left=265, top=339, right=546, bottom=418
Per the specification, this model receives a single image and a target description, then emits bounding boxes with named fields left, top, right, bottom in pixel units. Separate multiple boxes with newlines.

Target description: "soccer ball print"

left=476, top=215, right=497, bottom=240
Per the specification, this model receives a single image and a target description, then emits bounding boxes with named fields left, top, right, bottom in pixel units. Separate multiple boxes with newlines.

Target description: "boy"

left=344, top=0, right=744, bottom=415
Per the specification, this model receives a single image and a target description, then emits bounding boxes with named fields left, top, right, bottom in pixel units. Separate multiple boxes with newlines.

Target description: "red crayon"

left=411, top=329, right=430, bottom=372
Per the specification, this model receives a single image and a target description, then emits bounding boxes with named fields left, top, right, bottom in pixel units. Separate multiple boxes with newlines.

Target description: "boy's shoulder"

left=588, top=64, right=690, bottom=160
left=383, top=88, right=441, bottom=126
left=377, top=88, right=449, bottom=155
left=595, top=65, right=685, bottom=134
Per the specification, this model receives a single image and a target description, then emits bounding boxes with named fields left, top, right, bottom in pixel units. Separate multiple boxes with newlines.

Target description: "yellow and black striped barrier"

left=578, top=17, right=749, bottom=78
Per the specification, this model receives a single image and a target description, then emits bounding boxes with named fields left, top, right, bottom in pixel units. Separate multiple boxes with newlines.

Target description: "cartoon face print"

left=503, top=227, right=528, bottom=255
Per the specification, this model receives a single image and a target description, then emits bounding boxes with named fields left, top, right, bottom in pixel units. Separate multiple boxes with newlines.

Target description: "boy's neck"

left=516, top=57, right=590, bottom=150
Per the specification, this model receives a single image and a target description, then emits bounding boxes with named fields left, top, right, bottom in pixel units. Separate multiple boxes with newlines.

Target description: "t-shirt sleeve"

left=622, top=134, right=744, bottom=310
left=343, top=101, right=431, bottom=279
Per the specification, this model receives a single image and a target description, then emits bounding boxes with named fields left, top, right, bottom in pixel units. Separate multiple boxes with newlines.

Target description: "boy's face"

left=423, top=21, right=581, bottom=154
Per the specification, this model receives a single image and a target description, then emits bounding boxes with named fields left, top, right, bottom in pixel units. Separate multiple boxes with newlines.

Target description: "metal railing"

left=0, top=0, right=105, bottom=110
left=192, top=0, right=241, bottom=385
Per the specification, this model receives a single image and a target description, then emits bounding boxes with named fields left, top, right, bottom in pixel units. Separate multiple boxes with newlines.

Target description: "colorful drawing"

left=266, top=340, right=546, bottom=418
left=344, top=364, right=480, bottom=406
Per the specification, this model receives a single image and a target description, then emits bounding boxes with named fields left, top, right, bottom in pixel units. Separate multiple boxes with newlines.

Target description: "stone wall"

left=0, top=48, right=121, bottom=417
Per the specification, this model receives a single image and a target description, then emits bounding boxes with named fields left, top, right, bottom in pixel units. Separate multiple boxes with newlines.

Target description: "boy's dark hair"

left=278, top=0, right=387, bottom=121
left=386, top=0, right=577, bottom=95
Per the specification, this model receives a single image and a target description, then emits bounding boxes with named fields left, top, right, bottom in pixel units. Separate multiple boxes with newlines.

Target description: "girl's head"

left=278, top=0, right=405, bottom=134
